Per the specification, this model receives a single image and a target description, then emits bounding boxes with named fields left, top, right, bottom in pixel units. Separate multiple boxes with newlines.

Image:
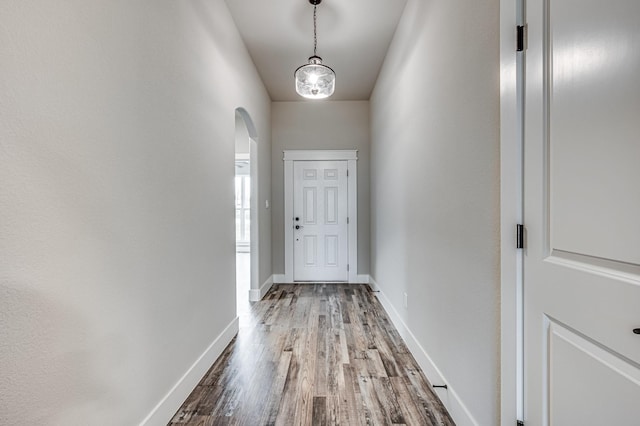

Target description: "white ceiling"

left=225, top=0, right=407, bottom=101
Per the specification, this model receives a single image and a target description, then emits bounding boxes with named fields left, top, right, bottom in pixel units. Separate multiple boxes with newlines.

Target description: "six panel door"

left=293, top=160, right=349, bottom=281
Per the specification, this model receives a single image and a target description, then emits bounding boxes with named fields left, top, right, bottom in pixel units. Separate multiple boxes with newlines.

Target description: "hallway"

left=1, top=0, right=503, bottom=423
left=169, top=284, right=454, bottom=425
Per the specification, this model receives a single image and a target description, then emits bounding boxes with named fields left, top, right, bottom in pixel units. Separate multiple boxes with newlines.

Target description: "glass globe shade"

left=294, top=56, right=335, bottom=99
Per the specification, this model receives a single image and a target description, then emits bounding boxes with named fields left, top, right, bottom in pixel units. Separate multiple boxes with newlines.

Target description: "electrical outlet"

left=403, top=292, right=408, bottom=309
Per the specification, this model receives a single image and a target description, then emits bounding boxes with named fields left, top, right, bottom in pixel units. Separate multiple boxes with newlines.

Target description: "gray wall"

left=0, top=0, right=271, bottom=423
left=271, top=101, right=370, bottom=276
left=369, top=0, right=500, bottom=424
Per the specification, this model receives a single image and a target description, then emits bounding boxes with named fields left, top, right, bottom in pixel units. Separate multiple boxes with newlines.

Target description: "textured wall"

left=0, top=0, right=271, bottom=424
left=271, top=101, right=370, bottom=276
left=370, top=0, right=501, bottom=424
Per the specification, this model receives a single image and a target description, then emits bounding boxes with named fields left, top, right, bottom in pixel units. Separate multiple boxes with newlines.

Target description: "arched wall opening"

left=234, top=108, right=259, bottom=312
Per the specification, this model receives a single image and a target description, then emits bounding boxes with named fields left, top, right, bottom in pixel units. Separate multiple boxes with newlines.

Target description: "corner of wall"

left=139, top=317, right=239, bottom=425
left=356, top=274, right=370, bottom=284
left=250, top=275, right=274, bottom=302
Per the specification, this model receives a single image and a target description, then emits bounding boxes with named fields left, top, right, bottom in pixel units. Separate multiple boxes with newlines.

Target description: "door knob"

left=633, top=329, right=640, bottom=335
left=295, top=225, right=302, bottom=230
left=295, top=217, right=300, bottom=221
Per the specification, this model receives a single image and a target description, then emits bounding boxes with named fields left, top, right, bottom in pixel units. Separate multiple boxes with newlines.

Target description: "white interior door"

left=524, top=0, right=640, bottom=424
left=293, top=160, right=348, bottom=281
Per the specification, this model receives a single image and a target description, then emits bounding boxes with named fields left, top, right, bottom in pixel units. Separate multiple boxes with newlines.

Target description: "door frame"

left=500, top=0, right=525, bottom=424
left=283, top=149, right=358, bottom=283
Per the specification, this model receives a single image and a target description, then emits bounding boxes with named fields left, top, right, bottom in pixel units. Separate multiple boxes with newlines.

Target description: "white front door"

left=293, top=160, right=348, bottom=281
left=524, top=0, right=640, bottom=424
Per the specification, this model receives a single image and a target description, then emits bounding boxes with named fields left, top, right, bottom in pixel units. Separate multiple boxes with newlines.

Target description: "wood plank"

left=356, top=374, right=388, bottom=425
left=293, top=290, right=319, bottom=425
left=342, top=363, right=368, bottom=426
left=390, top=376, right=437, bottom=426
left=372, top=376, right=405, bottom=424
left=311, top=396, right=327, bottom=426
left=274, top=350, right=300, bottom=426
left=314, top=314, right=328, bottom=396
left=326, top=328, right=341, bottom=395
left=258, top=350, right=293, bottom=426
left=352, top=349, right=388, bottom=379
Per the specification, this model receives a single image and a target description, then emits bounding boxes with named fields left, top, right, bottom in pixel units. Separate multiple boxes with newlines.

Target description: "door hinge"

left=347, top=264, right=350, bottom=272
left=517, top=25, right=527, bottom=51
left=346, top=169, right=349, bottom=177
left=516, top=224, right=524, bottom=249
left=347, top=217, right=349, bottom=224
left=517, top=421, right=524, bottom=426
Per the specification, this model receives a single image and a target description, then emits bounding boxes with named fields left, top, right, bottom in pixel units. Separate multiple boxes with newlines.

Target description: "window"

left=235, top=161, right=250, bottom=251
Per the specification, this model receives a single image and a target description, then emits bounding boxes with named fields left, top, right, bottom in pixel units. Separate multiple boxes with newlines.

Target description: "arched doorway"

left=234, top=108, right=258, bottom=314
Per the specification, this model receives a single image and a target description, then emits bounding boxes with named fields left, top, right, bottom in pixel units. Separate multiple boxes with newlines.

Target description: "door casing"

left=283, top=150, right=358, bottom=283
left=500, top=0, right=525, bottom=424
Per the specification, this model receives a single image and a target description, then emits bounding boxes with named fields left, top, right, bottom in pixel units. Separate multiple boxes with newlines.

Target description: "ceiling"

left=225, top=0, right=407, bottom=101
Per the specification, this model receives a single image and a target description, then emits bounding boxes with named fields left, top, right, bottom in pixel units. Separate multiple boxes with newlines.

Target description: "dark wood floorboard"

left=169, top=284, right=455, bottom=426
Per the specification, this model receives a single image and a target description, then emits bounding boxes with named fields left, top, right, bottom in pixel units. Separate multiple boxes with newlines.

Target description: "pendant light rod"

left=313, top=4, right=317, bottom=57
left=311, top=0, right=321, bottom=57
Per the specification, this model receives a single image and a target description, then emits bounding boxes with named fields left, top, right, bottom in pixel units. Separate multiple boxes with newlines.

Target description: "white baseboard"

left=272, top=274, right=286, bottom=284
left=249, top=275, right=274, bottom=301
left=274, top=274, right=369, bottom=284
left=356, top=274, right=370, bottom=284
left=368, top=276, right=380, bottom=291
left=139, top=317, right=239, bottom=426
left=369, top=276, right=479, bottom=426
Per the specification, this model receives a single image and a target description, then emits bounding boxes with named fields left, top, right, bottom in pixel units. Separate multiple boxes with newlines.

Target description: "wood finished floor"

left=169, top=284, right=455, bottom=426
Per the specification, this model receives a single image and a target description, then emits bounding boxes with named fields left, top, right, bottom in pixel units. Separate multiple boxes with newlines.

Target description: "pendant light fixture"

left=294, top=0, right=335, bottom=99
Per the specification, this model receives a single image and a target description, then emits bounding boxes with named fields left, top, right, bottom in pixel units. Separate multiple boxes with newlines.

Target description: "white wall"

left=271, top=101, right=370, bottom=276
left=0, top=0, right=271, bottom=424
left=370, top=0, right=500, bottom=424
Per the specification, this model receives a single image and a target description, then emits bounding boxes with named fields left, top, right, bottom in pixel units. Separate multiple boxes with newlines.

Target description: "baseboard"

left=139, top=317, right=239, bottom=426
left=368, top=276, right=380, bottom=291
left=355, top=274, right=370, bottom=284
left=249, top=275, right=274, bottom=301
left=272, top=274, right=286, bottom=284
left=369, top=276, right=479, bottom=426
left=274, top=274, right=368, bottom=284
